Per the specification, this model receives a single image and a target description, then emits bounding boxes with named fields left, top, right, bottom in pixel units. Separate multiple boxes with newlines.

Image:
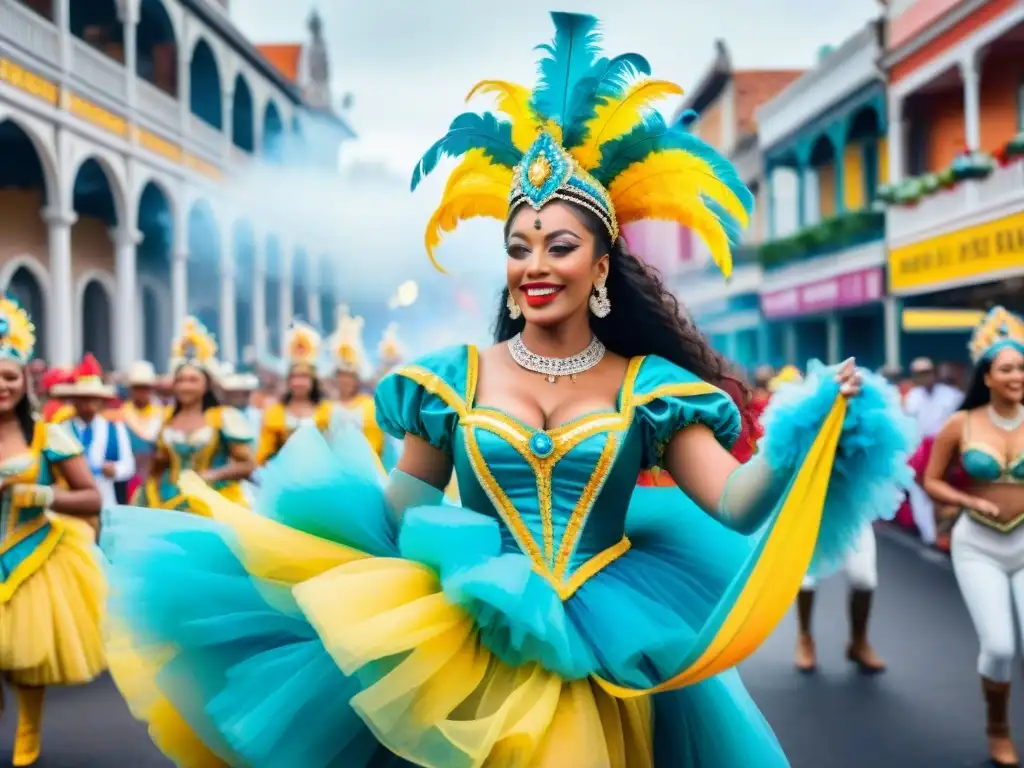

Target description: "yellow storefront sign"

left=889, top=210, right=1024, bottom=293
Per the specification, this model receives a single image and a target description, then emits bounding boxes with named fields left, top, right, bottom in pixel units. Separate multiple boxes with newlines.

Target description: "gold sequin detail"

left=559, top=537, right=632, bottom=600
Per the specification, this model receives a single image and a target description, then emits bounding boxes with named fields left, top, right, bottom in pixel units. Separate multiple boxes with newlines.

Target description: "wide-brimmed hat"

left=127, top=361, right=157, bottom=386
left=53, top=354, right=115, bottom=399
left=221, top=372, right=259, bottom=392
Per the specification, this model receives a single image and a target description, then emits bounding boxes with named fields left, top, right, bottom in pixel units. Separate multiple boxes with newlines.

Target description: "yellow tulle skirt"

left=0, top=515, right=106, bottom=686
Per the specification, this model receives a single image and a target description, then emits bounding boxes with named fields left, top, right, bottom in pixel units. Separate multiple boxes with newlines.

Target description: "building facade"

left=0, top=0, right=355, bottom=371
left=667, top=40, right=803, bottom=370
left=756, top=20, right=891, bottom=371
left=882, top=0, right=1024, bottom=365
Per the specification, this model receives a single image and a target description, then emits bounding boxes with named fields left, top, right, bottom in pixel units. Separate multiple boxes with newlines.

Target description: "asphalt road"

left=0, top=526, right=1013, bottom=767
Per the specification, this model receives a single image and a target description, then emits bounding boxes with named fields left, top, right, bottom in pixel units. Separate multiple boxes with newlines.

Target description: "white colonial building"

left=0, top=0, right=355, bottom=371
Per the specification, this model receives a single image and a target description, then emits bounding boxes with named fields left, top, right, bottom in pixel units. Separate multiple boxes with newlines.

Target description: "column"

left=41, top=207, right=76, bottom=366
left=171, top=249, right=188, bottom=335
left=55, top=0, right=70, bottom=75
left=825, top=314, right=841, bottom=365
left=252, top=235, right=267, bottom=364
left=120, top=0, right=138, bottom=110
left=178, top=25, right=191, bottom=134
left=279, top=241, right=293, bottom=344
left=883, top=295, right=901, bottom=371
left=783, top=323, right=798, bottom=366
left=765, top=166, right=777, bottom=240
left=887, top=94, right=904, bottom=184
left=223, top=88, right=235, bottom=161
left=830, top=127, right=846, bottom=216
left=757, top=322, right=771, bottom=365
left=796, top=161, right=808, bottom=229
left=219, top=225, right=237, bottom=363
left=111, top=224, right=142, bottom=370
left=960, top=54, right=981, bottom=152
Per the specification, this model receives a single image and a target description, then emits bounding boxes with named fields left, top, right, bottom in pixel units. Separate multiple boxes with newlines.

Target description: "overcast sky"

left=228, top=0, right=881, bottom=353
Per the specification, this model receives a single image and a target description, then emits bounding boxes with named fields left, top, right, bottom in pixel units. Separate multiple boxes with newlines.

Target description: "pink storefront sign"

left=760, top=267, right=885, bottom=319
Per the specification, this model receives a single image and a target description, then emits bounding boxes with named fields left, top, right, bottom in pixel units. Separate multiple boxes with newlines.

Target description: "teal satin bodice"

left=961, top=445, right=1024, bottom=483
left=376, top=345, right=740, bottom=596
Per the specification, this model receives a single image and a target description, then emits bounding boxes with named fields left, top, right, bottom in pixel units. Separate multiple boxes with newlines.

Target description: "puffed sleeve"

left=218, top=406, right=254, bottom=444
left=374, top=345, right=472, bottom=453
left=631, top=355, right=741, bottom=469
left=42, top=422, right=85, bottom=462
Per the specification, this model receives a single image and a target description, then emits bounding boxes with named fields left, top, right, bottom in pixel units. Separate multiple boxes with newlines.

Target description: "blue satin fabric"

left=962, top=448, right=1024, bottom=483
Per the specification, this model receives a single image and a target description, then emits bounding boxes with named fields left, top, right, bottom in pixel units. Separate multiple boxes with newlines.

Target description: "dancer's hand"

left=972, top=498, right=1001, bottom=519
left=836, top=358, right=862, bottom=398
left=9, top=483, right=55, bottom=509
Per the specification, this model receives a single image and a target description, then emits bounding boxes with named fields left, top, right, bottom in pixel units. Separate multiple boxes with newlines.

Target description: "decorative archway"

left=189, top=38, right=222, bottom=129
left=78, top=274, right=115, bottom=370
left=70, top=0, right=123, bottom=62
left=231, top=74, right=254, bottom=152
left=136, top=0, right=178, bottom=96
left=4, top=264, right=47, bottom=362
left=187, top=199, right=221, bottom=337
left=137, top=180, right=173, bottom=364
left=263, top=99, right=284, bottom=162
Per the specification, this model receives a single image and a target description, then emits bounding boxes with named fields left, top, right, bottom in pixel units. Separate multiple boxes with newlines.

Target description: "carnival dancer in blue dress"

left=100, top=13, right=917, bottom=767
left=0, top=298, right=105, bottom=766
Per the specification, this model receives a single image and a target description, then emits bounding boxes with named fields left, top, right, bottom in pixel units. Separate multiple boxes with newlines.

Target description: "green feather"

left=410, top=112, right=521, bottom=191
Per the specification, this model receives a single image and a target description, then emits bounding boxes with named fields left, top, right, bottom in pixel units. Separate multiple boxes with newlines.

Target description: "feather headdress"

left=0, top=297, right=35, bottom=364
left=330, top=305, right=368, bottom=376
left=285, top=321, right=322, bottom=373
left=969, top=306, right=1024, bottom=364
left=411, top=12, right=753, bottom=278
left=377, top=322, right=404, bottom=368
left=170, top=316, right=219, bottom=374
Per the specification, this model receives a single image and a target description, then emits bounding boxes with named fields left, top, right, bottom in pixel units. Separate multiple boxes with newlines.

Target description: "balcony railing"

left=758, top=210, right=886, bottom=269
left=137, top=79, right=180, bottom=133
left=70, top=39, right=127, bottom=104
left=888, top=162, right=1024, bottom=244
left=1, top=2, right=60, bottom=68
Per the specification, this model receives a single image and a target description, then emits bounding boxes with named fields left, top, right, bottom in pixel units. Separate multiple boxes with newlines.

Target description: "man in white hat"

left=58, top=355, right=135, bottom=508
left=119, top=361, right=167, bottom=499
left=903, top=356, right=963, bottom=544
left=221, top=369, right=263, bottom=436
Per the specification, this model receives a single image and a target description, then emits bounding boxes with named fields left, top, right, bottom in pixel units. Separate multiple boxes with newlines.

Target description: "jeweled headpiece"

left=170, top=316, right=219, bottom=374
left=0, top=297, right=35, bottom=365
left=330, top=305, right=368, bottom=376
left=969, top=306, right=1024, bottom=364
left=411, top=12, right=752, bottom=277
left=285, top=321, right=321, bottom=373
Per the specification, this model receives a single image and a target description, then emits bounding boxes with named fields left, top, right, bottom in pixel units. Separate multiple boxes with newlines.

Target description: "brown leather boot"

left=846, top=589, right=886, bottom=674
left=795, top=589, right=817, bottom=673
left=982, top=677, right=1021, bottom=767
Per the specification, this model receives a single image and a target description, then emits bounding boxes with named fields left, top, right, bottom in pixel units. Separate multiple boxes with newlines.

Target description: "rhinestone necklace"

left=507, top=333, right=606, bottom=383
left=988, top=404, right=1024, bottom=432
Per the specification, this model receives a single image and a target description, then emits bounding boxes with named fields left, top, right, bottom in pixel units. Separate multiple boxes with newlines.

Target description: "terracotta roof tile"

left=256, top=44, right=303, bottom=82
left=732, top=70, right=805, bottom=137
left=889, top=0, right=964, bottom=49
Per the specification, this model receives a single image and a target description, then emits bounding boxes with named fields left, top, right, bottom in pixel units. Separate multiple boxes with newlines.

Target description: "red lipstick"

left=520, top=282, right=565, bottom=308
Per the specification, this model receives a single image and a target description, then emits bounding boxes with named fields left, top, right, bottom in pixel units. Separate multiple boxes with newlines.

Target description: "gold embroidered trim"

left=465, top=344, right=480, bottom=405
left=0, top=513, right=47, bottom=555
left=393, top=365, right=468, bottom=417
left=558, top=536, right=631, bottom=600
left=554, top=434, right=619, bottom=582
left=967, top=509, right=1024, bottom=533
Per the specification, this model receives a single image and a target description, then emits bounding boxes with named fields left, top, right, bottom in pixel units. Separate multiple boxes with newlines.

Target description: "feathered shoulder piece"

left=285, top=321, right=322, bottom=371
left=411, top=11, right=753, bottom=278
left=0, top=297, right=35, bottom=364
left=330, top=305, right=367, bottom=376
left=969, top=306, right=1024, bottom=364
left=170, top=316, right=219, bottom=373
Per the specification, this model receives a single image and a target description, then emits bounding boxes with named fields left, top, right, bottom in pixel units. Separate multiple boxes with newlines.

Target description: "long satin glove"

left=715, top=455, right=787, bottom=536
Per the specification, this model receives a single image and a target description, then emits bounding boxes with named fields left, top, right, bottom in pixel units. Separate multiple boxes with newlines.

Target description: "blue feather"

left=702, top=196, right=744, bottom=245
left=591, top=117, right=754, bottom=215
left=410, top=112, right=521, bottom=191
left=530, top=13, right=602, bottom=126
left=563, top=54, right=652, bottom=149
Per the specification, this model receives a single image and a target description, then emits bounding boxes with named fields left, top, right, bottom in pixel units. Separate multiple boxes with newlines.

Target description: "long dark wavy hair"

left=495, top=201, right=753, bottom=440
left=171, top=363, right=220, bottom=416
left=15, top=388, right=37, bottom=445
left=282, top=366, right=323, bottom=405
left=960, top=347, right=1024, bottom=411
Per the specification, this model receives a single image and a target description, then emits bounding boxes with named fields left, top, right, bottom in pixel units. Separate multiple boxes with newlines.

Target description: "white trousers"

left=801, top=524, right=878, bottom=591
left=951, top=515, right=1024, bottom=682
left=908, top=481, right=937, bottom=544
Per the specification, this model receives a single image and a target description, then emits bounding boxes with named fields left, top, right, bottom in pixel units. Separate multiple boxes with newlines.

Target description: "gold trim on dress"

left=966, top=509, right=1024, bottom=533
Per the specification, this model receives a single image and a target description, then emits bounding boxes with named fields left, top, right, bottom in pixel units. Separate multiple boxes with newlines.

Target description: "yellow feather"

left=425, top=151, right=512, bottom=273
left=609, top=150, right=750, bottom=228
left=574, top=80, right=684, bottom=170
left=617, top=198, right=734, bottom=279
left=466, top=80, right=540, bottom=152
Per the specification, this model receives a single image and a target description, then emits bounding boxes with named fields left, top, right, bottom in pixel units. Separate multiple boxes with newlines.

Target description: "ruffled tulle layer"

left=102, top=427, right=790, bottom=767
left=0, top=515, right=106, bottom=686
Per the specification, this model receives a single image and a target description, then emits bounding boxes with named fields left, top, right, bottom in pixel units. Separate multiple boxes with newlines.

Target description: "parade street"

left=1, top=527, right=1016, bottom=768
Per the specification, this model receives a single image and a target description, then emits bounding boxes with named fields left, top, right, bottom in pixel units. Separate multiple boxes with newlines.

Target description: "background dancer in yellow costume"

left=256, top=321, right=334, bottom=466
left=139, top=316, right=254, bottom=511
left=329, top=305, right=384, bottom=457
left=100, top=13, right=917, bottom=767
left=376, top=322, right=406, bottom=472
left=0, top=298, right=104, bottom=767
